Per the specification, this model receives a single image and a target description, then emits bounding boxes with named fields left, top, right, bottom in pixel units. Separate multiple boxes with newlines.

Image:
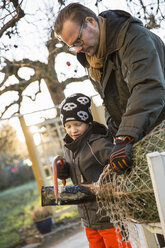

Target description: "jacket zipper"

left=84, top=203, right=91, bottom=226
left=87, top=142, right=103, bottom=166
left=72, top=154, right=91, bottom=225
left=72, top=153, right=78, bottom=185
left=83, top=142, right=102, bottom=226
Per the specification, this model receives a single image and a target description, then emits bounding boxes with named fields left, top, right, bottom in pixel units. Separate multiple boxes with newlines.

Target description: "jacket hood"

left=88, top=121, right=109, bottom=142
left=100, top=9, right=142, bottom=53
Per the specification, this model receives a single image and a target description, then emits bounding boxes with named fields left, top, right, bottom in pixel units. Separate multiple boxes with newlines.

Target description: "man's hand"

left=109, top=136, right=134, bottom=174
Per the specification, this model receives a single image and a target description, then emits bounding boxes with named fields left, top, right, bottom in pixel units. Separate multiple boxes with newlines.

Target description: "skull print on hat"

left=60, top=93, right=93, bottom=126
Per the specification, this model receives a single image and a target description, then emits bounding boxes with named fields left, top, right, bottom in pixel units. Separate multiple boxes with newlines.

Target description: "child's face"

left=65, top=121, right=89, bottom=140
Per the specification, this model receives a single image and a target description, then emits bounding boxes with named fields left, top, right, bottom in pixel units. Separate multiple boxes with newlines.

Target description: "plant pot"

left=35, top=217, right=53, bottom=234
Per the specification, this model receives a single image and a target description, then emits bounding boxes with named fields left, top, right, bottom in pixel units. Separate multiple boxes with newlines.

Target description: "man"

left=54, top=3, right=165, bottom=174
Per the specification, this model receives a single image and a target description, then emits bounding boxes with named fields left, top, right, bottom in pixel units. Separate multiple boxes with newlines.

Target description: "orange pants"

left=84, top=226, right=132, bottom=248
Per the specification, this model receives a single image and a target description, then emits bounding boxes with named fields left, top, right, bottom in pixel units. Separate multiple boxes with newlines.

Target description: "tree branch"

left=0, top=0, right=25, bottom=38
left=62, top=75, right=89, bottom=87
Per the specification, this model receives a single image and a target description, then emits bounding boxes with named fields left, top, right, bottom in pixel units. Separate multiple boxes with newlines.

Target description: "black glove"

left=57, top=161, right=70, bottom=180
left=109, top=136, right=134, bottom=174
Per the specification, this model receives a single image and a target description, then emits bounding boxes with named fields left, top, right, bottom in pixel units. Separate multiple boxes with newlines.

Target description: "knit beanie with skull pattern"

left=60, top=93, right=93, bottom=126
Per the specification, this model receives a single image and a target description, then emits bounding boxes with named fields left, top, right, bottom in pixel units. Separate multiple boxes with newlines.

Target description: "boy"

left=57, top=93, right=131, bottom=248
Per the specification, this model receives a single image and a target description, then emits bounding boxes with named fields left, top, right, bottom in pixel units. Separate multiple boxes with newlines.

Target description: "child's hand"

left=57, top=160, right=70, bottom=179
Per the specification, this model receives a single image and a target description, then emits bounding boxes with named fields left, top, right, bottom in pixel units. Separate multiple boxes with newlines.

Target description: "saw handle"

left=57, top=160, right=66, bottom=186
left=52, top=155, right=66, bottom=203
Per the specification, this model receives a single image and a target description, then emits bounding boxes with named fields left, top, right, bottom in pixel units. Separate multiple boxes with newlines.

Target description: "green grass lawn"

left=0, top=181, right=40, bottom=248
left=0, top=180, right=79, bottom=248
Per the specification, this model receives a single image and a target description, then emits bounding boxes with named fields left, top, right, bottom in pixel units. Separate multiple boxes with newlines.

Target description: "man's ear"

left=85, top=17, right=97, bottom=26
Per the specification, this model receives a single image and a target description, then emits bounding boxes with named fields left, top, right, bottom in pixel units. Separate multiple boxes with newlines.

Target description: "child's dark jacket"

left=59, top=121, right=114, bottom=229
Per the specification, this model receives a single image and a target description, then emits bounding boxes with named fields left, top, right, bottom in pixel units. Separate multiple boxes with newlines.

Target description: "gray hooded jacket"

left=61, top=122, right=114, bottom=229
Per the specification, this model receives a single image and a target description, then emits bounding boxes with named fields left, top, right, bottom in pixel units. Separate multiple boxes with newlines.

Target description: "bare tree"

left=0, top=29, right=87, bottom=117
left=0, top=0, right=88, bottom=118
